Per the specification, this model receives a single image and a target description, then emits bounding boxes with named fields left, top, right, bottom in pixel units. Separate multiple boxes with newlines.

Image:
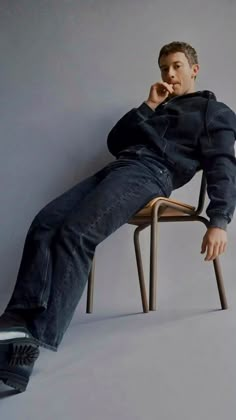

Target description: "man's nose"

left=167, top=69, right=176, bottom=79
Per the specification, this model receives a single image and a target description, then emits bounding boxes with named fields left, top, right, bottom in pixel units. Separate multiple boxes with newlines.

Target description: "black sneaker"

left=0, top=315, right=40, bottom=393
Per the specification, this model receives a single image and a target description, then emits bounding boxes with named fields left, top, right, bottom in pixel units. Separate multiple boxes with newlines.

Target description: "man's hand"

left=201, top=227, right=227, bottom=261
left=145, top=81, right=174, bottom=110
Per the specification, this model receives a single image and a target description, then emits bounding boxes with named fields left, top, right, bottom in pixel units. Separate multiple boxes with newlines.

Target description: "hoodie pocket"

left=164, top=141, right=196, bottom=176
left=140, top=116, right=169, bottom=136
left=137, top=117, right=169, bottom=151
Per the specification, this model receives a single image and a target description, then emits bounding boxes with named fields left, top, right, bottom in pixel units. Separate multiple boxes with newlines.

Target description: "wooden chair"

left=86, top=171, right=228, bottom=314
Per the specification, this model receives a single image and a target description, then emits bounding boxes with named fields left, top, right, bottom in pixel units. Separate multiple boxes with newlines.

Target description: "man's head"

left=158, top=41, right=200, bottom=96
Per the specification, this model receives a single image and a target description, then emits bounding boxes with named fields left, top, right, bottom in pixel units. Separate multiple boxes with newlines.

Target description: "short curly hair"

left=158, top=41, right=199, bottom=67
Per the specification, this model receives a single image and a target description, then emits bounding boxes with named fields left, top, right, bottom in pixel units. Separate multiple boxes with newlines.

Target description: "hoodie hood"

left=163, top=89, right=217, bottom=104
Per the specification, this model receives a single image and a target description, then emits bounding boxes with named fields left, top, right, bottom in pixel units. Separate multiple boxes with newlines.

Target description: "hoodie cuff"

left=208, top=216, right=228, bottom=230
left=137, top=102, right=155, bottom=118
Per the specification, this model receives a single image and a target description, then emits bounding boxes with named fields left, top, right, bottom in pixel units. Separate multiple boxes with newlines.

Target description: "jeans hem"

left=27, top=331, right=58, bottom=352
left=5, top=301, right=48, bottom=312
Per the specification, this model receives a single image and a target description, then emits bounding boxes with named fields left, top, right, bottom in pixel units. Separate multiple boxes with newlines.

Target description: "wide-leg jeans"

left=5, top=148, right=173, bottom=351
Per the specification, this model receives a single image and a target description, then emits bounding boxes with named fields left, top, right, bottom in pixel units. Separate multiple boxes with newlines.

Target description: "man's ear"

left=192, top=63, right=200, bottom=78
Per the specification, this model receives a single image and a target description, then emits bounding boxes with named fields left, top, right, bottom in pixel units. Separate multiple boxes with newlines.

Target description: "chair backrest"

left=195, top=171, right=207, bottom=215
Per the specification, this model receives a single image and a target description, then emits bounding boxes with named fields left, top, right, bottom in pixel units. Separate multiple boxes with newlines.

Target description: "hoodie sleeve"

left=200, top=103, right=236, bottom=230
left=107, top=102, right=155, bottom=156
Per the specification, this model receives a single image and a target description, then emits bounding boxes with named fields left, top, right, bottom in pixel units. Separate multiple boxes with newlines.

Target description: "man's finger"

left=162, top=82, right=174, bottom=93
left=209, top=243, right=220, bottom=260
left=205, top=243, right=214, bottom=261
left=219, top=242, right=225, bottom=255
left=155, top=81, right=173, bottom=94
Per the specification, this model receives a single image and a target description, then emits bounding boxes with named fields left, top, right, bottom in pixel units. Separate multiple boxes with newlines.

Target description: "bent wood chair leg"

left=86, top=256, right=95, bottom=313
left=212, top=257, right=228, bottom=309
left=149, top=212, right=160, bottom=311
left=134, top=225, right=149, bottom=313
left=196, top=215, right=228, bottom=310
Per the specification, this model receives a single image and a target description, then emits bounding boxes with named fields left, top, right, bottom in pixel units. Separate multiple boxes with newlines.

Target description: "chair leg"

left=212, top=257, right=228, bottom=309
left=197, top=215, right=228, bottom=310
left=86, top=256, right=95, bottom=313
left=134, top=226, right=149, bottom=313
left=149, top=214, right=160, bottom=311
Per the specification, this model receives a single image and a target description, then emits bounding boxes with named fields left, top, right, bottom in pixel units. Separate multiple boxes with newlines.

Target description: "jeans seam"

left=38, top=247, right=50, bottom=305
left=84, top=177, right=155, bottom=232
left=35, top=175, right=164, bottom=349
left=63, top=177, right=155, bottom=295
left=53, top=177, right=156, bottom=343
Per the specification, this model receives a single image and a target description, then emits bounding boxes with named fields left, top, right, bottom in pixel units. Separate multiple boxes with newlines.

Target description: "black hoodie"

left=107, top=90, right=236, bottom=230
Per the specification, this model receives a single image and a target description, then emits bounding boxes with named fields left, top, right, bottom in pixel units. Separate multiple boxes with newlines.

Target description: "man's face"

left=159, top=51, right=199, bottom=97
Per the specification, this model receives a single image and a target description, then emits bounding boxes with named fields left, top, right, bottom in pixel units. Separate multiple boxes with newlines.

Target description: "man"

left=1, top=41, right=236, bottom=393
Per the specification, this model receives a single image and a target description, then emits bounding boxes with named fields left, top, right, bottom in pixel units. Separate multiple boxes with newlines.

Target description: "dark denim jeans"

left=5, top=147, right=173, bottom=351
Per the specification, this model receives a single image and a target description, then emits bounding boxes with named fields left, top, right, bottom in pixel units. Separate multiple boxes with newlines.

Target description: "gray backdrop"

left=0, top=1, right=236, bottom=418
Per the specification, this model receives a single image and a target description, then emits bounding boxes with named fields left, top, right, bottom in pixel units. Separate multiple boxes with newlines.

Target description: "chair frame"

left=86, top=172, right=228, bottom=314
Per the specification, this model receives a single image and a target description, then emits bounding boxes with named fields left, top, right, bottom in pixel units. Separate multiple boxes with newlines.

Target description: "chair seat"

left=130, top=196, right=196, bottom=220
